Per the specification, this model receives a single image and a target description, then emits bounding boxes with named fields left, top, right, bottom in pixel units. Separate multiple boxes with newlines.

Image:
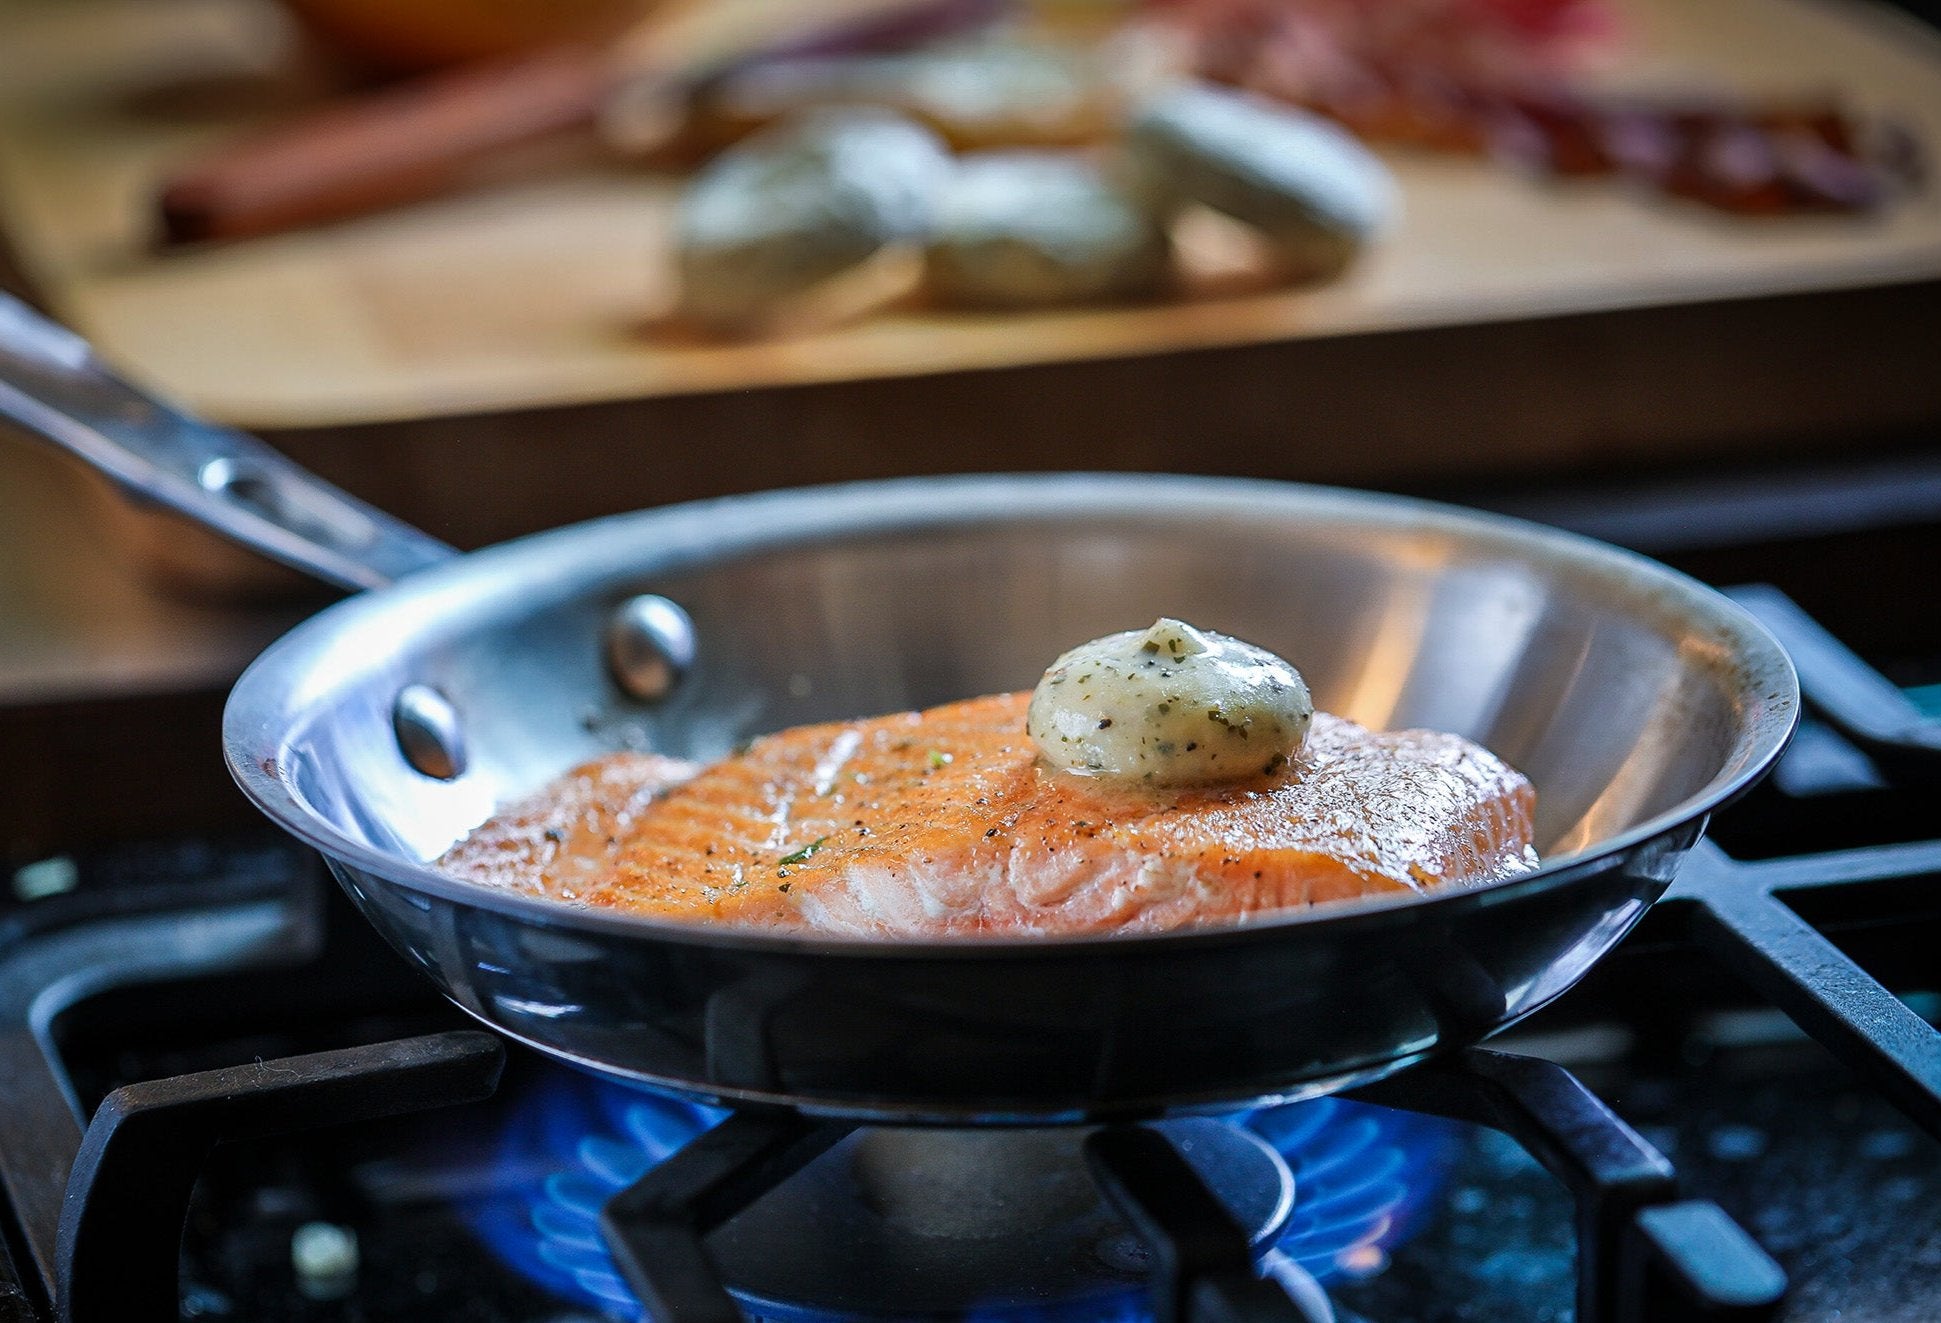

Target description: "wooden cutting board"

left=3, top=0, right=1941, bottom=432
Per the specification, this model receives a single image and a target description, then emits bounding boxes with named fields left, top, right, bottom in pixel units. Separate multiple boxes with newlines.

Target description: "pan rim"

left=223, top=471, right=1798, bottom=958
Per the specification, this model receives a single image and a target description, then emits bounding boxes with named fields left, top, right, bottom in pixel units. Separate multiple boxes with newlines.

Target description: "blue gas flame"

left=469, top=1071, right=724, bottom=1309
left=468, top=1073, right=1453, bottom=1320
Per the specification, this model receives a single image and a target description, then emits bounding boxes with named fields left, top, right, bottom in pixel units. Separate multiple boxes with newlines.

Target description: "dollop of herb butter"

left=1026, top=619, right=1312, bottom=786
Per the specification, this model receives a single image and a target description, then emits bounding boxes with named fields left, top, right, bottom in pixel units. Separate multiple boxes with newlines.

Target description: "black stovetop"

left=5, top=457, right=1941, bottom=1323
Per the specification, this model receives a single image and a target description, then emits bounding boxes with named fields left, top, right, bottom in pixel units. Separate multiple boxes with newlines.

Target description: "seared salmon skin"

left=437, top=692, right=1539, bottom=936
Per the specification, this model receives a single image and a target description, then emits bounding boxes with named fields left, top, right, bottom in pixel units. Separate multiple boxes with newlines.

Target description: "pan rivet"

left=606, top=595, right=696, bottom=702
left=393, top=685, right=466, bottom=780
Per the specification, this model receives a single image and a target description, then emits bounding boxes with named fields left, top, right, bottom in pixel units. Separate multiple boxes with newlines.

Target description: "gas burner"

left=473, top=1073, right=1448, bottom=1321
left=6, top=586, right=1941, bottom=1322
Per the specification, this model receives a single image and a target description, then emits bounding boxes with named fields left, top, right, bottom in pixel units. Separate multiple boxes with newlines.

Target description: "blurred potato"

left=688, top=41, right=1126, bottom=153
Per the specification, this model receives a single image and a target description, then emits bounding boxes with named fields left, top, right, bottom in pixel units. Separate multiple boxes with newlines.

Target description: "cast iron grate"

left=2, top=588, right=1939, bottom=1323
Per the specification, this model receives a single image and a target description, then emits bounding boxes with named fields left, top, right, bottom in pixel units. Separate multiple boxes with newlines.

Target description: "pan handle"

left=0, top=292, right=454, bottom=592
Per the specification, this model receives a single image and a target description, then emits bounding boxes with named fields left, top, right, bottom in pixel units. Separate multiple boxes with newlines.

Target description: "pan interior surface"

left=231, top=475, right=1792, bottom=907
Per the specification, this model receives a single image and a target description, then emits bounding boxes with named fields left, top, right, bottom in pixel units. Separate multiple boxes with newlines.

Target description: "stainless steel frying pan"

left=1, top=292, right=1797, bottom=1123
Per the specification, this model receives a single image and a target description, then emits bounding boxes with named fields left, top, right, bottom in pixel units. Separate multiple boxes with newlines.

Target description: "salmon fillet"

left=437, top=692, right=1538, bottom=936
